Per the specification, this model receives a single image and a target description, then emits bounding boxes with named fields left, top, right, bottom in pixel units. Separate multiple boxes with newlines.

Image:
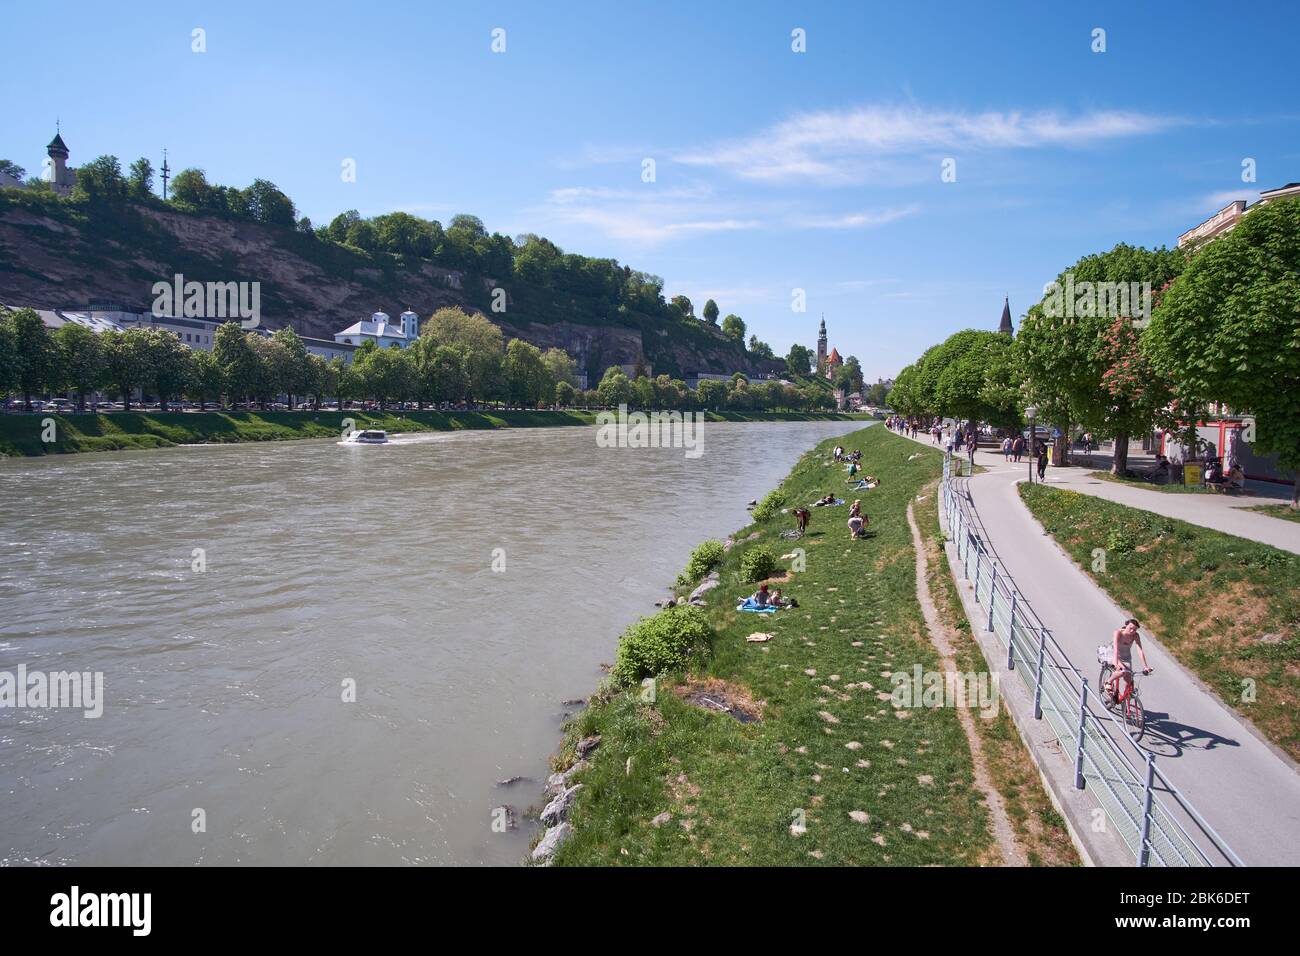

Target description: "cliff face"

left=0, top=198, right=781, bottom=381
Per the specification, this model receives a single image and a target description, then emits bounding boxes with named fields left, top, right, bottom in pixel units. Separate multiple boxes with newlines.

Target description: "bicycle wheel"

left=1126, top=693, right=1146, bottom=741
left=1098, top=664, right=1113, bottom=705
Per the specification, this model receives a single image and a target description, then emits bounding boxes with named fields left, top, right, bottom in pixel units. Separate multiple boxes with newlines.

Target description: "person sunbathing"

left=814, top=494, right=836, bottom=506
left=770, top=589, right=799, bottom=609
left=750, top=584, right=772, bottom=607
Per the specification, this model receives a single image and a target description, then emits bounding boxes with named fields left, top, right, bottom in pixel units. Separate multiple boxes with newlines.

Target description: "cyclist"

left=1110, top=618, right=1152, bottom=704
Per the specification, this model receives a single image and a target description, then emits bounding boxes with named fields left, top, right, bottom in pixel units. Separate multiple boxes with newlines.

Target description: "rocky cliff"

left=0, top=195, right=783, bottom=383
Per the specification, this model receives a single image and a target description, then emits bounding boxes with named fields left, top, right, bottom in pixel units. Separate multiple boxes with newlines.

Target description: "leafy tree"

left=326, top=209, right=361, bottom=243
left=541, top=347, right=579, bottom=391
left=702, top=299, right=719, bottom=324
left=72, top=155, right=127, bottom=203
left=1146, top=196, right=1300, bottom=504
left=187, top=349, right=225, bottom=409
left=0, top=159, right=26, bottom=180
left=269, top=327, right=311, bottom=408
left=748, top=335, right=775, bottom=359
left=597, top=367, right=633, bottom=407
left=554, top=380, right=576, bottom=407
left=786, top=344, right=813, bottom=377
left=102, top=328, right=151, bottom=410
left=127, top=158, right=154, bottom=200
left=6, top=308, right=60, bottom=410
left=670, top=295, right=694, bottom=319
left=170, top=168, right=214, bottom=208
left=213, top=322, right=259, bottom=406
left=504, top=339, right=551, bottom=407
left=694, top=378, right=725, bottom=409
left=721, top=313, right=746, bottom=343
left=1019, top=243, right=1184, bottom=466
left=142, top=328, right=192, bottom=411
left=53, top=322, right=106, bottom=411
left=242, top=179, right=296, bottom=228
left=432, top=345, right=468, bottom=405
left=420, top=308, right=504, bottom=405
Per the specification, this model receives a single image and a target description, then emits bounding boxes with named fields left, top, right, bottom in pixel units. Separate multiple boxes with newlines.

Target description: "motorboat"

left=340, top=429, right=390, bottom=445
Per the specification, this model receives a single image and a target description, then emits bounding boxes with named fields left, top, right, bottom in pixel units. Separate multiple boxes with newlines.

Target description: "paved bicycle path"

left=893, top=430, right=1300, bottom=864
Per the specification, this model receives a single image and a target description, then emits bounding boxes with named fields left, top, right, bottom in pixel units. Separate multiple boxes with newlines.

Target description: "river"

left=0, top=418, right=866, bottom=865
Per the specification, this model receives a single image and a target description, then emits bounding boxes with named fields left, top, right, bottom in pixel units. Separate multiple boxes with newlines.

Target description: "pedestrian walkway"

left=912, top=428, right=1299, bottom=554
left=898, top=426, right=1300, bottom=864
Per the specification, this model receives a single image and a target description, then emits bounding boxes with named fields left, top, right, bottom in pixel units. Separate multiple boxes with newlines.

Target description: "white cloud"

left=793, top=205, right=919, bottom=229
left=676, top=105, right=1177, bottom=183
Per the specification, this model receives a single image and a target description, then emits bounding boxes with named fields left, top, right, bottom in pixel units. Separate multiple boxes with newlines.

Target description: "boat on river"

left=340, top=429, right=390, bottom=445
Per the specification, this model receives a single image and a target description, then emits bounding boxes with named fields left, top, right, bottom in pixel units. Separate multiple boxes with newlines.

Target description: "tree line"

left=887, top=196, right=1300, bottom=502
left=0, top=306, right=840, bottom=414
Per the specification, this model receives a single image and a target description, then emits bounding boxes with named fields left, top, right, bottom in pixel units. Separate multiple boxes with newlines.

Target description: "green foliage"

left=1146, top=196, right=1300, bottom=477
left=676, top=539, right=725, bottom=587
left=721, top=313, right=746, bottom=343
left=611, top=606, right=714, bottom=687
left=751, top=489, right=787, bottom=522
left=739, top=545, right=779, bottom=583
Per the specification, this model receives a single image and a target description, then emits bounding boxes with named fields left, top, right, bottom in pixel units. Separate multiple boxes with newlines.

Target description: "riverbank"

left=536, top=425, right=1071, bottom=865
left=0, top=408, right=864, bottom=457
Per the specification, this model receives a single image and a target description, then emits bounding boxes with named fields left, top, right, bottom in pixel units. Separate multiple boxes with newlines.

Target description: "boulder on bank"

left=575, top=735, right=602, bottom=759
left=531, top=822, right=572, bottom=863
left=546, top=761, right=587, bottom=795
left=540, top=783, right=584, bottom=826
left=688, top=572, right=721, bottom=603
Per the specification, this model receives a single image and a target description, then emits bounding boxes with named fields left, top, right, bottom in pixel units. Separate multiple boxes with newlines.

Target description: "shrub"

left=1106, top=526, right=1139, bottom=555
left=740, top=545, right=779, bottom=583
left=675, top=539, right=725, bottom=587
left=611, top=606, right=714, bottom=686
left=751, top=489, right=787, bottom=522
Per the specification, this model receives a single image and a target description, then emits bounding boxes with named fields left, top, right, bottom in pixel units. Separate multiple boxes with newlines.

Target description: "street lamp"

left=1025, top=404, right=1039, bottom=484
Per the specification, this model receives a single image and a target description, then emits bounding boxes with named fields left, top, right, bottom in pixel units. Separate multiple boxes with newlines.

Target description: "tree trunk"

left=1293, top=473, right=1299, bottom=511
left=77, top=390, right=87, bottom=413
left=23, top=389, right=31, bottom=412
left=1111, top=431, right=1130, bottom=476
left=122, top=386, right=131, bottom=412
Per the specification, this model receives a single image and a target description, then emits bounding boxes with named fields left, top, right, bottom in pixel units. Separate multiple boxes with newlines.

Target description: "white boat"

left=340, top=429, right=390, bottom=445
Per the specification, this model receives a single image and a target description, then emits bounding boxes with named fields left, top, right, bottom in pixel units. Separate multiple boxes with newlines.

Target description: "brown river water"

left=0, top=419, right=866, bottom=865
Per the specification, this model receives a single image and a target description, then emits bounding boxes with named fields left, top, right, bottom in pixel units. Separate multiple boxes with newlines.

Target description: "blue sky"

left=4, top=0, right=1297, bottom=380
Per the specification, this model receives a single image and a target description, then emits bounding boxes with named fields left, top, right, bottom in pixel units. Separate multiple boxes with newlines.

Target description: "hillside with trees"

left=0, top=156, right=786, bottom=386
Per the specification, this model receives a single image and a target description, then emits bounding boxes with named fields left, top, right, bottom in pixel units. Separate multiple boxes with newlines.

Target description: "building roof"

left=47, top=132, right=68, bottom=155
left=827, top=348, right=842, bottom=364
left=335, top=312, right=410, bottom=340
left=999, top=297, right=1014, bottom=335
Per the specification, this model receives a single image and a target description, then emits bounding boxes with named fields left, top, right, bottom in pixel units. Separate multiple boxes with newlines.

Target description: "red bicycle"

left=1097, top=646, right=1151, bottom=741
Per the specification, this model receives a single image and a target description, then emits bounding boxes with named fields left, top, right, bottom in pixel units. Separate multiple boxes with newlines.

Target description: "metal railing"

left=939, top=456, right=1244, bottom=867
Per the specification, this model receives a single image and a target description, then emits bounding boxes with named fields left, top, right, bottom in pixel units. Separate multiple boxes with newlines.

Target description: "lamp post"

left=1026, top=404, right=1039, bottom=484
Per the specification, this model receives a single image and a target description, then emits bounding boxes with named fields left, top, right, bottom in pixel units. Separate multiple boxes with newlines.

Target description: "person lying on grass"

left=813, top=494, right=838, bottom=506
left=770, top=588, right=798, bottom=608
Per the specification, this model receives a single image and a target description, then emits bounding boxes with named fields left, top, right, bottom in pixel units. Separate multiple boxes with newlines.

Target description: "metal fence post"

left=1007, top=593, right=1017, bottom=670
left=1138, top=753, right=1156, bottom=867
left=974, top=543, right=983, bottom=600
left=987, top=565, right=998, bottom=632
left=1074, top=677, right=1088, bottom=789
left=1032, top=627, right=1047, bottom=719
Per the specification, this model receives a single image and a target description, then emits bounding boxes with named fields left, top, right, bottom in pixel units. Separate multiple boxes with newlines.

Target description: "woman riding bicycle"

left=1111, top=618, right=1152, bottom=704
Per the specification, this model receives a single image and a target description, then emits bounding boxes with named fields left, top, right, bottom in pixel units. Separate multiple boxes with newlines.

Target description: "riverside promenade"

left=902, top=428, right=1300, bottom=865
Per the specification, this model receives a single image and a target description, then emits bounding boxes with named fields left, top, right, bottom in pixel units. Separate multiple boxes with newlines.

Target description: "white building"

left=1178, top=181, right=1300, bottom=248
left=334, top=310, right=419, bottom=349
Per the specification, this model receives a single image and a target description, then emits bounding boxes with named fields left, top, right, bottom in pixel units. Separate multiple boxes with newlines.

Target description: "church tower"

left=998, top=297, right=1014, bottom=336
left=401, top=309, right=419, bottom=341
left=816, top=315, right=828, bottom=371
left=46, top=129, right=72, bottom=195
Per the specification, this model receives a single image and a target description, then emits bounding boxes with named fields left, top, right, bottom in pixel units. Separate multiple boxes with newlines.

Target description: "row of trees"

left=0, top=306, right=840, bottom=414
left=888, top=196, right=1300, bottom=501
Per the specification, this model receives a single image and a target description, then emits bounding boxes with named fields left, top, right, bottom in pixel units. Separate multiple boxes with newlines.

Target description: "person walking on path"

left=1036, top=441, right=1048, bottom=481
left=1012, top=435, right=1024, bottom=463
left=1001, top=436, right=1012, bottom=461
left=968, top=435, right=977, bottom=468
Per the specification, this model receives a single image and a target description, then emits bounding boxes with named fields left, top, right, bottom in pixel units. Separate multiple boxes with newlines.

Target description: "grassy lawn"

left=0, top=408, right=857, bottom=457
left=1245, top=504, right=1300, bottom=524
left=1019, top=483, right=1300, bottom=760
left=913, top=484, right=1079, bottom=866
left=548, top=426, right=1004, bottom=865
left=1088, top=470, right=1215, bottom=494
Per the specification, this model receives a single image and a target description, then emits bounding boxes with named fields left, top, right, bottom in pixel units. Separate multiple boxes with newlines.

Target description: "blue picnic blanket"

left=737, top=598, right=779, bottom=614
